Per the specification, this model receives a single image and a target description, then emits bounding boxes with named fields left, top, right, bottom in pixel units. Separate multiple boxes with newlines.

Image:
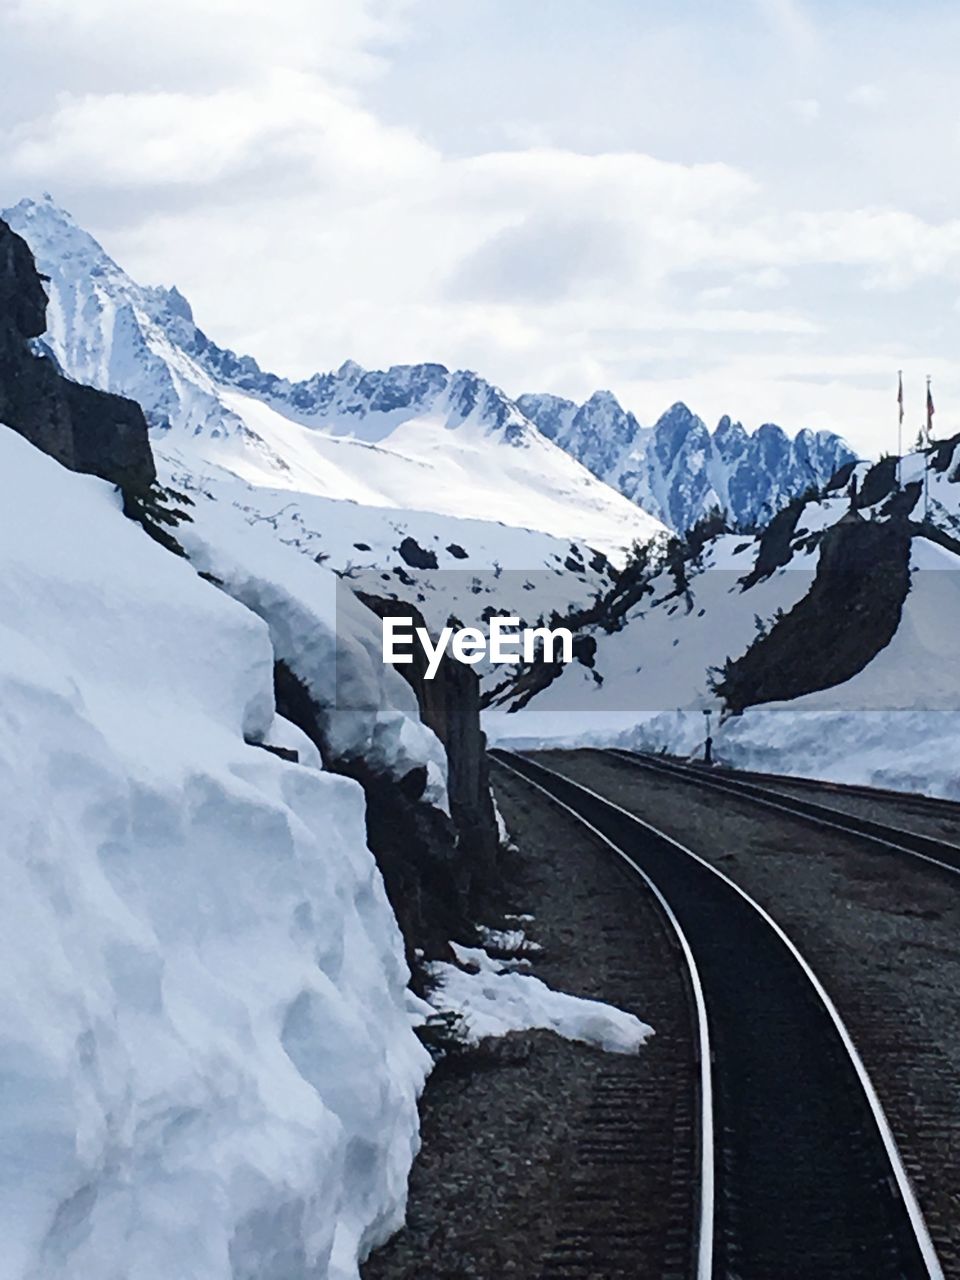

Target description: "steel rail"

left=492, top=751, right=714, bottom=1280
left=492, top=747, right=944, bottom=1280
left=608, top=748, right=960, bottom=878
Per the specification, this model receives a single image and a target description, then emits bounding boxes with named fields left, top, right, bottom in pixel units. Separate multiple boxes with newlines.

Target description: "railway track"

left=491, top=748, right=944, bottom=1280
left=710, top=762, right=960, bottom=823
left=606, top=749, right=960, bottom=877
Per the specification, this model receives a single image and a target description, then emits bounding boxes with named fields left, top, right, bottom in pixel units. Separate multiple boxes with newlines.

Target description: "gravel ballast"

left=363, top=763, right=698, bottom=1279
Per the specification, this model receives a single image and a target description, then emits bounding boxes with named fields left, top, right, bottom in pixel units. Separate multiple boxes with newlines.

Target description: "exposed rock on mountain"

left=0, top=215, right=154, bottom=490
left=348, top=595, right=502, bottom=956
left=714, top=514, right=913, bottom=713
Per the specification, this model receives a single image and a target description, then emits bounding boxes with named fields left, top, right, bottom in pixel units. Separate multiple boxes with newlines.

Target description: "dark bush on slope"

left=854, top=456, right=899, bottom=509
left=738, top=493, right=811, bottom=588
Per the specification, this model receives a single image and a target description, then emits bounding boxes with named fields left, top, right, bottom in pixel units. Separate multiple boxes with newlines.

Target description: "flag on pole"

left=898, top=371, right=904, bottom=425
left=926, top=378, right=935, bottom=443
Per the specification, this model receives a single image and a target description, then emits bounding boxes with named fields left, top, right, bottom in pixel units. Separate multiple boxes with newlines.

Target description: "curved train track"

left=605, top=749, right=960, bottom=877
left=491, top=748, right=944, bottom=1280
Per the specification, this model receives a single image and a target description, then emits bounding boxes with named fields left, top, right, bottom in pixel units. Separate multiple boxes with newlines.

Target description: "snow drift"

left=0, top=425, right=431, bottom=1280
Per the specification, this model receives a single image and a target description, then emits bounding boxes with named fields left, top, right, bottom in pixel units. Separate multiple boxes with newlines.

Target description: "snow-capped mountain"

left=4, top=195, right=662, bottom=562
left=518, top=391, right=856, bottom=534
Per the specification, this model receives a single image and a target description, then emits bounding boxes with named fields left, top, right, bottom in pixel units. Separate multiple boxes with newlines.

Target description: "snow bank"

left=0, top=426, right=430, bottom=1280
left=173, top=486, right=450, bottom=811
left=427, top=944, right=653, bottom=1055
left=620, top=539, right=960, bottom=797
left=708, top=708, right=960, bottom=799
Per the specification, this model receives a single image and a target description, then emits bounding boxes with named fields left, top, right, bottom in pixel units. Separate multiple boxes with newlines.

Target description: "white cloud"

left=3, top=0, right=960, bottom=455
left=753, top=0, right=818, bottom=55
left=3, top=0, right=413, bottom=85
left=790, top=97, right=821, bottom=122
left=4, top=73, right=436, bottom=191
left=847, top=83, right=885, bottom=109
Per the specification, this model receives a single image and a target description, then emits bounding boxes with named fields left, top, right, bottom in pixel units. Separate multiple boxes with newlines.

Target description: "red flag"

left=926, top=381, right=935, bottom=442
left=898, top=371, right=904, bottom=425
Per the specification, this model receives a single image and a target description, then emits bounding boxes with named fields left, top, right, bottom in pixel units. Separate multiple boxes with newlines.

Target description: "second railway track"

left=607, top=748, right=960, bottom=876
left=491, top=748, right=944, bottom=1280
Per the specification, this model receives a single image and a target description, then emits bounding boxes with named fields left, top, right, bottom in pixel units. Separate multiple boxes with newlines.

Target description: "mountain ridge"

left=5, top=194, right=854, bottom=547
left=518, top=390, right=857, bottom=534
left=3, top=194, right=661, bottom=561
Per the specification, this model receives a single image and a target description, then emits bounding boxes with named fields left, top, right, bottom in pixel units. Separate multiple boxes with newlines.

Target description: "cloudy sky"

left=2, top=0, right=959, bottom=455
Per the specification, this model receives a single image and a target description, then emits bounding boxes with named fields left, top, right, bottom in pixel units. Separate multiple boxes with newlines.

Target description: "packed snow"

left=172, top=484, right=451, bottom=810
left=0, top=425, right=432, bottom=1280
left=426, top=942, right=653, bottom=1055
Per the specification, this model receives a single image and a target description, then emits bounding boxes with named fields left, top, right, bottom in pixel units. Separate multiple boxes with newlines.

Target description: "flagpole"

left=924, top=374, right=931, bottom=522
left=897, top=369, right=903, bottom=489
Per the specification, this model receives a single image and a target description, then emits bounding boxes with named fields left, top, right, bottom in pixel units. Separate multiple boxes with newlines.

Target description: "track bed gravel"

left=535, top=748, right=960, bottom=1278
left=751, top=773, right=960, bottom=844
left=363, top=765, right=697, bottom=1280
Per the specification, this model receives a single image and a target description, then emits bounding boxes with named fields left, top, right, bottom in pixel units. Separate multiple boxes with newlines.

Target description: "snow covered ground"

left=624, top=536, right=960, bottom=798
left=0, top=424, right=432, bottom=1280
left=490, top=488, right=960, bottom=800
left=488, top=530, right=819, bottom=722
left=172, top=481, right=451, bottom=809
left=159, top=453, right=615, bottom=642
left=424, top=940, right=653, bottom=1055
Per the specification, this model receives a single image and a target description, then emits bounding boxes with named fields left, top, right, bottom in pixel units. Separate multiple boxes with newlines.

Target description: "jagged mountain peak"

left=583, top=388, right=624, bottom=410
left=519, top=388, right=857, bottom=534
left=6, top=195, right=108, bottom=267
left=656, top=400, right=700, bottom=424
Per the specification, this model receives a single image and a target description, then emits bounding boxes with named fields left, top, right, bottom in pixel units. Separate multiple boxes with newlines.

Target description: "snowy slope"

left=620, top=535, right=960, bottom=797
left=4, top=196, right=662, bottom=562
left=161, top=453, right=618, bottom=644
left=485, top=528, right=820, bottom=742
left=169, top=481, right=451, bottom=810
left=519, top=392, right=856, bottom=534
left=0, top=424, right=431, bottom=1280
left=491, top=450, right=960, bottom=799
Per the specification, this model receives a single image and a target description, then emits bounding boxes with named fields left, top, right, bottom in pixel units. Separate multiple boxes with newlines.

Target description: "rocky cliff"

left=0, top=216, right=155, bottom=491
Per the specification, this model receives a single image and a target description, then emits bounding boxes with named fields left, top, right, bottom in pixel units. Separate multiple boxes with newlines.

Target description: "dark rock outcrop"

left=398, top=536, right=439, bottom=571
left=360, top=597, right=501, bottom=908
left=714, top=517, right=912, bottom=713
left=0, top=217, right=155, bottom=490
left=274, top=598, right=501, bottom=962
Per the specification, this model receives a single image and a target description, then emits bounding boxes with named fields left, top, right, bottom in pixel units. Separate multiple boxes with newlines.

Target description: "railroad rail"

left=711, top=762, right=960, bottom=821
left=605, top=749, right=960, bottom=877
left=491, top=748, right=944, bottom=1280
